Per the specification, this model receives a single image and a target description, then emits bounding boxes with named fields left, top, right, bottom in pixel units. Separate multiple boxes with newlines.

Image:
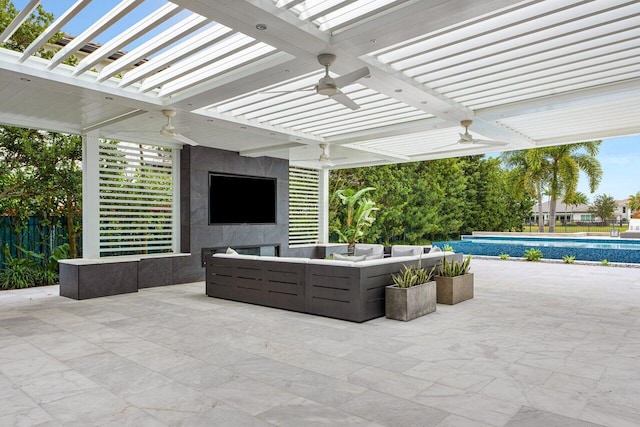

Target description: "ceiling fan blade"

left=258, top=89, right=315, bottom=94
left=458, top=132, right=473, bottom=144
left=171, top=133, right=199, bottom=146
left=334, top=66, right=370, bottom=88
left=473, top=139, right=509, bottom=146
left=330, top=92, right=360, bottom=110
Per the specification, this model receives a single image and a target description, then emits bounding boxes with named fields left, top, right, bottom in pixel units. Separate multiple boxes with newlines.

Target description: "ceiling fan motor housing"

left=317, top=76, right=338, bottom=95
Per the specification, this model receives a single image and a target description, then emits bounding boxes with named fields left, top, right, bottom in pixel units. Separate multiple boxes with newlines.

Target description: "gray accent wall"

left=176, top=145, right=291, bottom=283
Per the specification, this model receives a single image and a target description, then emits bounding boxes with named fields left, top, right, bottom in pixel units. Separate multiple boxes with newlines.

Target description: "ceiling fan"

left=119, top=110, right=198, bottom=146
left=157, top=109, right=198, bottom=146
left=456, top=119, right=508, bottom=146
left=295, top=143, right=346, bottom=167
left=264, top=53, right=369, bottom=111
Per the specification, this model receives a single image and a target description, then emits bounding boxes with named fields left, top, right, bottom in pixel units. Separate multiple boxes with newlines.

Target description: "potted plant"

left=385, top=257, right=437, bottom=321
left=434, top=255, right=473, bottom=305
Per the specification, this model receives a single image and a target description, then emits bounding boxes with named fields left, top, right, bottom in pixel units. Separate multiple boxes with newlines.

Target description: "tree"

left=459, top=156, right=533, bottom=233
left=0, top=0, right=61, bottom=58
left=332, top=187, right=379, bottom=249
left=0, top=126, right=82, bottom=258
left=589, top=194, right=617, bottom=222
left=628, top=191, right=640, bottom=213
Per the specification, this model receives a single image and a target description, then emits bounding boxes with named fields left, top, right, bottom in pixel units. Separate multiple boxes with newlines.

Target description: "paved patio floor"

left=1, top=259, right=640, bottom=427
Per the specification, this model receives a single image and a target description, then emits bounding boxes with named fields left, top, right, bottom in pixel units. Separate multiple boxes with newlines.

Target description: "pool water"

left=434, top=235, right=640, bottom=263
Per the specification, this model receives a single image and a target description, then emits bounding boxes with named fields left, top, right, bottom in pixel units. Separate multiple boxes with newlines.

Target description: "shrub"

left=524, top=248, right=543, bottom=261
left=600, top=259, right=610, bottom=266
left=443, top=244, right=454, bottom=252
left=0, top=265, right=37, bottom=289
left=0, top=243, right=68, bottom=290
left=562, top=255, right=576, bottom=264
left=498, top=253, right=510, bottom=260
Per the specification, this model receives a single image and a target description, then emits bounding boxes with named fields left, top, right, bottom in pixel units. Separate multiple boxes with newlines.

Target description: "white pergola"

left=1, top=0, right=639, bottom=256
left=1, top=0, right=638, bottom=169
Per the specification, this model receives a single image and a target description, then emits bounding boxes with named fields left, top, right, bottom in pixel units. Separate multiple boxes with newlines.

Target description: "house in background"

left=531, top=200, right=631, bottom=225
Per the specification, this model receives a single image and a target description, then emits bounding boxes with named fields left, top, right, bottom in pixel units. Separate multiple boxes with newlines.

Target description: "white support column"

left=82, top=132, right=100, bottom=258
left=171, top=147, right=181, bottom=253
left=318, top=168, right=329, bottom=244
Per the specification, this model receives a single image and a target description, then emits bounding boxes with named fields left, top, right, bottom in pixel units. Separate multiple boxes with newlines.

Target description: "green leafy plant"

left=333, top=187, right=379, bottom=249
left=600, top=259, right=610, bottom=266
left=524, top=248, right=543, bottom=261
left=437, top=255, right=472, bottom=277
left=0, top=246, right=38, bottom=289
left=562, top=255, right=576, bottom=264
left=46, top=243, right=70, bottom=273
left=498, top=253, right=510, bottom=260
left=442, top=244, right=454, bottom=252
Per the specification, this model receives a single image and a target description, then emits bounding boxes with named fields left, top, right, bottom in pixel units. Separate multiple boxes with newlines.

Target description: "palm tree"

left=501, top=150, right=548, bottom=232
left=628, top=191, right=640, bottom=214
left=562, top=191, right=589, bottom=225
left=542, top=142, right=602, bottom=232
left=502, top=141, right=602, bottom=232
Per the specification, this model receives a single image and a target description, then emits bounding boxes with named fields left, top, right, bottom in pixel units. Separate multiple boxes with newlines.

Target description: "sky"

left=575, top=135, right=640, bottom=202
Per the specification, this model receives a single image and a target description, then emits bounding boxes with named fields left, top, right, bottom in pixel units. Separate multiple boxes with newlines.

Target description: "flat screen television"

left=209, top=172, right=277, bottom=224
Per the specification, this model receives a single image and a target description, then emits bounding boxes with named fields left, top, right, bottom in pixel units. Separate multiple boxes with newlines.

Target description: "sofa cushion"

left=392, top=247, right=419, bottom=257
left=333, top=253, right=367, bottom=262
left=354, top=244, right=384, bottom=258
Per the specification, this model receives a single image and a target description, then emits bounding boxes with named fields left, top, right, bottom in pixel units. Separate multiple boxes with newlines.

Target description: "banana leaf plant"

left=333, top=187, right=379, bottom=250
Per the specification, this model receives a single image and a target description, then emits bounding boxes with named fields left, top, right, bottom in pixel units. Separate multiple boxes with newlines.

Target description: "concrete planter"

left=435, top=273, right=474, bottom=305
left=385, top=281, right=436, bottom=321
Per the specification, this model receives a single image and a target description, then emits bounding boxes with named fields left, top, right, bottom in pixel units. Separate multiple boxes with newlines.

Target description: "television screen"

left=209, top=173, right=277, bottom=224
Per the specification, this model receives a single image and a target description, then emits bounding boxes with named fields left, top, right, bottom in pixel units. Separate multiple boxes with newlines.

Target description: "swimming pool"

left=433, top=235, right=640, bottom=263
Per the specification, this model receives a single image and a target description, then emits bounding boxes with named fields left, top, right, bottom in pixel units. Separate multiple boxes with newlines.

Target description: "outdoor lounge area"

left=2, top=1, right=640, bottom=426
left=2, top=259, right=640, bottom=426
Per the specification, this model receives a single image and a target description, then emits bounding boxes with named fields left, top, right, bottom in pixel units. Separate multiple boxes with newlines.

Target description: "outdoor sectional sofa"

left=205, top=249, right=462, bottom=322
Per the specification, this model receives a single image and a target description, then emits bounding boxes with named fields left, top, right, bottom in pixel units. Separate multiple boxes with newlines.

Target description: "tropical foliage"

left=332, top=187, right=379, bottom=248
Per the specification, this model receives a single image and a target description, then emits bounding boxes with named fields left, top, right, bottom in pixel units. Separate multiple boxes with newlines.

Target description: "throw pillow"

left=430, top=245, right=442, bottom=253
left=333, top=253, right=367, bottom=262
left=354, top=246, right=374, bottom=257
left=393, top=247, right=417, bottom=257
left=365, top=254, right=384, bottom=260
left=226, top=247, right=238, bottom=255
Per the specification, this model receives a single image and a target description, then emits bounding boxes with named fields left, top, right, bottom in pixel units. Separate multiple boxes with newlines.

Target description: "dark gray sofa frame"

left=206, top=252, right=462, bottom=322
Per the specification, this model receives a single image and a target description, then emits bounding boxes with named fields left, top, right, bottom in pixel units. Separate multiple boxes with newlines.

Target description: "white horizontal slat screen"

left=98, top=141, right=175, bottom=256
left=289, top=167, right=320, bottom=246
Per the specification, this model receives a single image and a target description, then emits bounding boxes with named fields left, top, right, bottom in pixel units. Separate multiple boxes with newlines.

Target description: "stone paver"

left=1, top=259, right=639, bottom=426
